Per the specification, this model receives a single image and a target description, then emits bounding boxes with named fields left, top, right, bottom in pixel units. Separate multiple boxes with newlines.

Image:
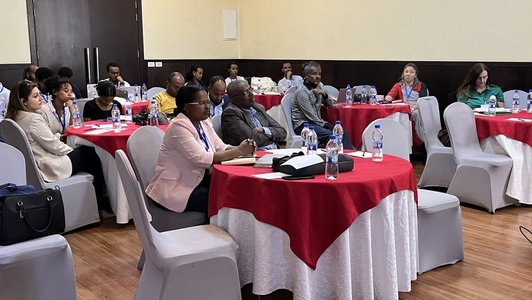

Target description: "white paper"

left=346, top=151, right=373, bottom=158
left=473, top=107, right=511, bottom=113
left=280, top=154, right=324, bottom=169
left=508, top=117, right=532, bottom=122
left=252, top=172, right=288, bottom=179
left=83, top=128, right=114, bottom=135
left=91, top=123, right=128, bottom=129
left=267, top=148, right=325, bottom=155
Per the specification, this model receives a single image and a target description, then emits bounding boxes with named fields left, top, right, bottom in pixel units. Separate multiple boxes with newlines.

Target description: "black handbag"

left=0, top=183, right=65, bottom=245
left=272, top=152, right=354, bottom=177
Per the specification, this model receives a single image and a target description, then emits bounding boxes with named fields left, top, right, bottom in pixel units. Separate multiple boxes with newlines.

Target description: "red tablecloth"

left=130, top=101, right=149, bottom=115
left=322, top=103, right=412, bottom=148
left=254, top=94, right=283, bottom=111
left=208, top=155, right=418, bottom=269
left=65, top=120, right=168, bottom=155
left=475, top=112, right=532, bottom=146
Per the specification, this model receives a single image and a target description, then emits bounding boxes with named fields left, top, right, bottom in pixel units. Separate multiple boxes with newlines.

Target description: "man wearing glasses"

left=222, top=80, right=286, bottom=150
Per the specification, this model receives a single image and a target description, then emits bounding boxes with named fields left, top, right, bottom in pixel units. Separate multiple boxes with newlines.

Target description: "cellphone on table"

left=282, top=175, right=315, bottom=180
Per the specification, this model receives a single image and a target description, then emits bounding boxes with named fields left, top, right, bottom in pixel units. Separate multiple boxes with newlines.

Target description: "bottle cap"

left=335, top=120, right=341, bottom=125
left=347, top=84, right=351, bottom=88
left=375, top=124, right=381, bottom=128
left=303, top=122, right=309, bottom=127
left=329, top=135, right=336, bottom=140
left=309, top=125, right=315, bottom=130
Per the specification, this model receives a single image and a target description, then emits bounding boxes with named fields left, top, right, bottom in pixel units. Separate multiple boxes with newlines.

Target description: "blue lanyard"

left=196, top=124, right=210, bottom=151
left=58, top=108, right=66, bottom=132
left=404, top=85, right=414, bottom=101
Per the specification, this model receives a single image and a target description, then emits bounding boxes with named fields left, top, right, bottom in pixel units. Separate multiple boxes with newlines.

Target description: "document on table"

left=252, top=172, right=288, bottom=179
left=346, top=151, right=373, bottom=158
left=507, top=117, right=532, bottom=122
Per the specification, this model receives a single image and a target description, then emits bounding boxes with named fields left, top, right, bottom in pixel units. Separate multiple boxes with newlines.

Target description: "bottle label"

left=308, top=143, right=317, bottom=151
left=373, top=141, right=382, bottom=149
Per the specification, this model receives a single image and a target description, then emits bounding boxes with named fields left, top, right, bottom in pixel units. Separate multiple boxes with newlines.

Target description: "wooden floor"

left=65, top=160, right=532, bottom=300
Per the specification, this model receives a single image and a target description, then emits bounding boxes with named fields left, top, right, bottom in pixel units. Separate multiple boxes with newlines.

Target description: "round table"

left=209, top=154, right=418, bottom=299
left=321, top=103, right=413, bottom=148
left=253, top=93, right=283, bottom=111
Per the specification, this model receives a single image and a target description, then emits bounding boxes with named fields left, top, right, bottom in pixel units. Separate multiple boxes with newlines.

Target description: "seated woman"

left=225, top=62, right=245, bottom=87
left=38, top=77, right=74, bottom=136
left=384, top=63, right=429, bottom=142
left=83, top=81, right=122, bottom=121
left=146, top=85, right=256, bottom=215
left=5, top=80, right=110, bottom=212
left=184, top=65, right=207, bottom=90
left=456, top=63, right=504, bottom=109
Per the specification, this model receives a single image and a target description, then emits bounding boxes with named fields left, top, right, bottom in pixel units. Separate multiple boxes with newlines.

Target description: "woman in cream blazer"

left=146, top=85, right=256, bottom=214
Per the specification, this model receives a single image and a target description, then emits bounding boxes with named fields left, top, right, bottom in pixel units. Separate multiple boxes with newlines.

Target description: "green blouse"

left=457, top=85, right=504, bottom=109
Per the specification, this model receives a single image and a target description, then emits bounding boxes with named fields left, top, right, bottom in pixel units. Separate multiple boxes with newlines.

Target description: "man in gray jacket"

left=222, top=80, right=286, bottom=150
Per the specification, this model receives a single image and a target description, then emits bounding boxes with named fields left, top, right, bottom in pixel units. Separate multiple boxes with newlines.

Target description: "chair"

left=0, top=119, right=100, bottom=232
left=146, top=87, right=165, bottom=100
left=0, top=143, right=26, bottom=185
left=322, top=84, right=339, bottom=100
left=416, top=96, right=456, bottom=188
left=211, top=115, right=223, bottom=138
left=285, top=86, right=297, bottom=94
left=0, top=143, right=77, bottom=300
left=362, top=118, right=463, bottom=273
left=115, top=150, right=242, bottom=300
left=280, top=93, right=303, bottom=148
left=361, top=118, right=410, bottom=161
left=127, top=127, right=207, bottom=268
left=75, top=98, right=91, bottom=120
left=444, top=102, right=516, bottom=213
left=502, top=89, right=528, bottom=109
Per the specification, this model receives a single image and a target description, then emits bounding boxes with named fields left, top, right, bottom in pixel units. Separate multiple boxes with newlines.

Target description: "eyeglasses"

left=188, top=100, right=212, bottom=106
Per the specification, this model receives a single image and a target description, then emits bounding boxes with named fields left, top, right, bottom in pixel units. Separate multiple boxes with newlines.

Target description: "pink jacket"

left=145, top=113, right=228, bottom=212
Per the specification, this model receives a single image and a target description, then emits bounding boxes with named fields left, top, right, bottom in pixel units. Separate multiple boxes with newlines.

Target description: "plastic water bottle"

left=512, top=90, right=520, bottom=113
left=372, top=124, right=384, bottom=162
left=134, top=92, right=140, bottom=103
left=124, top=97, right=133, bottom=123
left=141, top=83, right=148, bottom=101
left=257, top=78, right=263, bottom=94
left=149, top=97, right=159, bottom=126
left=306, top=125, right=318, bottom=155
left=300, top=123, right=310, bottom=154
left=71, top=100, right=82, bottom=128
left=528, top=89, right=532, bottom=113
left=488, top=93, right=497, bottom=117
left=332, top=120, right=344, bottom=154
left=325, top=135, right=339, bottom=180
left=345, top=84, right=353, bottom=107
left=361, top=86, right=368, bottom=104
left=111, top=104, right=121, bottom=133
left=369, top=86, right=377, bottom=105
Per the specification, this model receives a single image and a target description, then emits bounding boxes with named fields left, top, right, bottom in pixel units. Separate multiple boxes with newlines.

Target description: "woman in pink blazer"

left=146, top=85, right=255, bottom=214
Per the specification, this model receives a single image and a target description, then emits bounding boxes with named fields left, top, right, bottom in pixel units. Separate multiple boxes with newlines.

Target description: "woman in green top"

left=456, top=63, right=504, bottom=109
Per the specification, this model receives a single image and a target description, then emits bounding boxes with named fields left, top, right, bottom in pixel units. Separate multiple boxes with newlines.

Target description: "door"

left=31, top=0, right=142, bottom=96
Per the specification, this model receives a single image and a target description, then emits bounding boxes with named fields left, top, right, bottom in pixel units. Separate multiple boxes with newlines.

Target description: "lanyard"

left=196, top=124, right=210, bottom=151
left=404, top=85, right=414, bottom=101
left=58, top=108, right=67, bottom=132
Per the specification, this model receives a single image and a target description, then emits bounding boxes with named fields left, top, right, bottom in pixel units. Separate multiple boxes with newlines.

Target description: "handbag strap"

left=16, top=194, right=56, bottom=233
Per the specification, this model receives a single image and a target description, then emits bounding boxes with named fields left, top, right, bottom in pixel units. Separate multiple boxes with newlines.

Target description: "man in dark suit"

left=222, top=80, right=286, bottom=150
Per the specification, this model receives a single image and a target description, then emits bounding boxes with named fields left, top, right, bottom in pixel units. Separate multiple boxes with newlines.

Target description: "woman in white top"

left=225, top=62, right=245, bottom=87
left=38, top=77, right=74, bottom=137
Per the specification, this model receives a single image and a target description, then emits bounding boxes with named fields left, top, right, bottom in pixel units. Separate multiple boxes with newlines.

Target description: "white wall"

left=0, top=0, right=31, bottom=64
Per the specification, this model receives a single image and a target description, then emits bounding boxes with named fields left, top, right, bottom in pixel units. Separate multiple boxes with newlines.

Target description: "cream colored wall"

left=238, top=0, right=532, bottom=62
left=0, top=0, right=31, bottom=64
left=142, top=0, right=240, bottom=59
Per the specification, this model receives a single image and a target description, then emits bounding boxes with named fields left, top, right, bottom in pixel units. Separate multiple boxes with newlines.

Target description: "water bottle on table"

left=345, top=84, right=353, bottom=107
left=369, top=86, right=377, bottom=105
left=111, top=104, right=121, bottom=133
left=141, top=83, right=148, bottom=101
left=124, top=97, right=133, bottom=123
left=512, top=90, right=520, bottom=113
left=307, top=125, right=318, bottom=155
left=325, top=135, right=339, bottom=180
left=361, top=86, right=368, bottom=104
left=372, top=124, right=384, bottom=162
left=149, top=97, right=159, bottom=126
left=300, top=123, right=310, bottom=154
left=528, top=89, right=532, bottom=113
left=332, top=120, right=344, bottom=154
left=72, top=99, right=82, bottom=128
left=488, top=93, right=497, bottom=117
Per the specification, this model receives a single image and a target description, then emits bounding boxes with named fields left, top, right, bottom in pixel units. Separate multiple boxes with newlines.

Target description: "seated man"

left=292, top=61, right=352, bottom=148
left=103, top=62, right=130, bottom=87
left=278, top=62, right=303, bottom=93
left=207, top=76, right=231, bottom=117
left=154, top=72, right=184, bottom=117
left=222, top=80, right=286, bottom=150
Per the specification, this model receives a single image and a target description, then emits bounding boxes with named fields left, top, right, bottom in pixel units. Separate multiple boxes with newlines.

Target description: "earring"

left=23, top=102, right=27, bottom=106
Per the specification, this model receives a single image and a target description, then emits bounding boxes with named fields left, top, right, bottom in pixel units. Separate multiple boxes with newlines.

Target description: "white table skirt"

left=67, top=135, right=132, bottom=223
left=211, top=190, right=418, bottom=300
left=481, top=135, right=532, bottom=204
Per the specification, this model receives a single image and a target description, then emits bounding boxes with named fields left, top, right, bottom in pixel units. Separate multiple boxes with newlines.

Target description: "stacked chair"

left=443, top=102, right=516, bottom=213
left=362, top=118, right=464, bottom=273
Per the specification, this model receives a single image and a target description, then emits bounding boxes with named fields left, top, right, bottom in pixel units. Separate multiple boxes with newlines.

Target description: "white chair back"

left=322, top=85, right=339, bottom=100
left=211, top=115, right=222, bottom=138
left=417, top=96, right=445, bottom=150
left=127, top=126, right=165, bottom=190
left=362, top=118, right=410, bottom=161
left=285, top=86, right=297, bottom=94
left=147, top=87, right=165, bottom=100
left=0, top=142, right=26, bottom=185
left=74, top=98, right=91, bottom=120
left=280, top=93, right=302, bottom=148
left=502, top=89, right=528, bottom=109
left=443, top=102, right=483, bottom=160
